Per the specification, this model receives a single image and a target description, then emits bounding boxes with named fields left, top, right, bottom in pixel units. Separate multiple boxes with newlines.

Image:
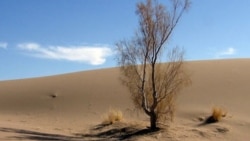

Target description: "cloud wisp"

left=0, top=42, right=8, bottom=49
left=18, top=43, right=113, bottom=65
left=215, top=47, right=236, bottom=58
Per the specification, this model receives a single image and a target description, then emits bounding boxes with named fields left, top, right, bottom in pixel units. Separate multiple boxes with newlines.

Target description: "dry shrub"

left=102, top=109, right=123, bottom=125
left=116, top=0, right=190, bottom=130
left=211, top=107, right=227, bottom=122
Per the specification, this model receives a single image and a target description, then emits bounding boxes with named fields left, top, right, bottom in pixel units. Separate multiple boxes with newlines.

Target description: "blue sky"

left=0, top=0, right=250, bottom=80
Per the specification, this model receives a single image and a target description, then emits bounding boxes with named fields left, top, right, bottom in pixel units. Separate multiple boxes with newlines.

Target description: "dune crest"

left=0, top=59, right=250, bottom=140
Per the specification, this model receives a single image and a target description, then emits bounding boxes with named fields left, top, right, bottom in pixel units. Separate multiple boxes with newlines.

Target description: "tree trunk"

left=150, top=112, right=157, bottom=130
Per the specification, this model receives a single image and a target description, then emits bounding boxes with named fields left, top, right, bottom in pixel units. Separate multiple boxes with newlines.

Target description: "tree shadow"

left=76, top=122, right=161, bottom=140
left=0, top=127, right=79, bottom=141
left=120, top=127, right=160, bottom=140
left=0, top=123, right=161, bottom=140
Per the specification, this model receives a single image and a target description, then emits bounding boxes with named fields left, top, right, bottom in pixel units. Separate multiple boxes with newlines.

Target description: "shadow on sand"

left=76, top=122, right=161, bottom=140
left=0, top=123, right=161, bottom=141
left=0, top=127, right=79, bottom=141
left=198, top=115, right=219, bottom=126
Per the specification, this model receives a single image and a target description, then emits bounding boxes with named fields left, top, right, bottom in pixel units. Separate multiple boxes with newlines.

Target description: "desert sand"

left=0, top=59, right=250, bottom=140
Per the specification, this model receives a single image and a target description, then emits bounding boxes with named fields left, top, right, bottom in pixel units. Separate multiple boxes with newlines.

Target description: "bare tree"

left=116, top=0, right=190, bottom=130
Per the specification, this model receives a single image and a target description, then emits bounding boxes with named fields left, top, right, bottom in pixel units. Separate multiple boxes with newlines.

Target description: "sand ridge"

left=0, top=59, right=250, bottom=140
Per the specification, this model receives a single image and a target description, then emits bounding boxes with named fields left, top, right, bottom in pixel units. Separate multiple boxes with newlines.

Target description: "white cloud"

left=18, top=43, right=113, bottom=65
left=216, top=47, right=236, bottom=58
left=0, top=42, right=8, bottom=49
left=220, top=47, right=236, bottom=55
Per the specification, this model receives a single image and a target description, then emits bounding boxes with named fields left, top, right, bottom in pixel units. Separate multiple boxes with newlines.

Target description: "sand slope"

left=0, top=59, right=250, bottom=140
left=176, top=59, right=250, bottom=140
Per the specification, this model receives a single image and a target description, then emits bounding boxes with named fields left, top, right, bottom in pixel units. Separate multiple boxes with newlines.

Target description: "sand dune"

left=0, top=59, right=249, bottom=140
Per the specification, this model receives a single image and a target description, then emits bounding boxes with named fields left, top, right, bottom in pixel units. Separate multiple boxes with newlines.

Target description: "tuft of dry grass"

left=211, top=107, right=227, bottom=122
left=102, top=109, right=123, bottom=125
left=203, top=106, right=227, bottom=124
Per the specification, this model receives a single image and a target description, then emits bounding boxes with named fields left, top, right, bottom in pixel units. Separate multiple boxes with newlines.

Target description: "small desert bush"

left=211, top=107, right=227, bottom=122
left=102, top=109, right=123, bottom=125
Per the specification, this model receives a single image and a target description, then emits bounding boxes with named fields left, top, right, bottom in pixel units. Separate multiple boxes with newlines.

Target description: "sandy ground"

left=0, top=59, right=249, bottom=140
